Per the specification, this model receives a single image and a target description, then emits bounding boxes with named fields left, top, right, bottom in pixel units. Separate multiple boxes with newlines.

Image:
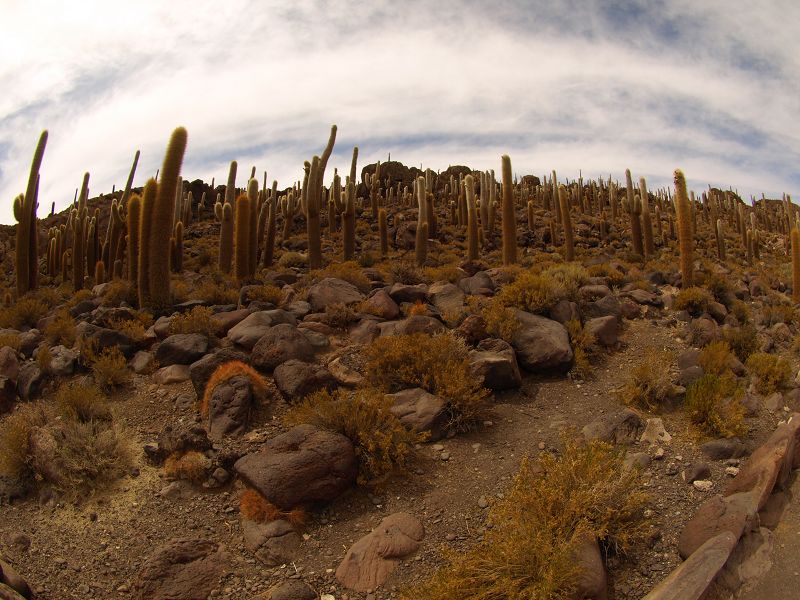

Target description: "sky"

left=1, top=0, right=799, bottom=224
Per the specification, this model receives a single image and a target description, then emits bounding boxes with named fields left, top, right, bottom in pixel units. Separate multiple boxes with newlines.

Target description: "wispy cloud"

left=1, top=0, right=798, bottom=223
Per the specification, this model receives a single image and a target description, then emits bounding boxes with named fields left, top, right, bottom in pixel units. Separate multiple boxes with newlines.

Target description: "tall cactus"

left=342, top=181, right=356, bottom=261
left=500, top=155, right=517, bottom=265
left=792, top=226, right=800, bottom=303
left=137, top=179, right=158, bottom=307
left=247, top=178, right=259, bottom=276
left=128, top=195, right=141, bottom=285
left=262, top=181, right=278, bottom=268
left=14, top=130, right=48, bottom=297
left=379, top=208, right=389, bottom=257
left=234, top=193, right=251, bottom=280
left=558, top=185, right=574, bottom=261
left=72, top=173, right=89, bottom=290
left=306, top=125, right=337, bottom=270
left=465, top=175, right=479, bottom=261
left=215, top=197, right=234, bottom=274
left=415, top=176, right=428, bottom=266
left=148, top=127, right=188, bottom=307
left=640, top=177, right=654, bottom=258
left=673, top=169, right=693, bottom=287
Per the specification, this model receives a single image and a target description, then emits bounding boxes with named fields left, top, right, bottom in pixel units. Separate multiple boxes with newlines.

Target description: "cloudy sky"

left=1, top=0, right=798, bottom=224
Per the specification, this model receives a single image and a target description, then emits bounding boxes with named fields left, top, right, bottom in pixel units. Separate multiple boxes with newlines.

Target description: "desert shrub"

left=278, top=252, right=307, bottom=269
left=0, top=332, right=21, bottom=351
left=761, top=303, right=797, bottom=327
left=247, top=284, right=283, bottom=305
left=730, top=300, right=750, bottom=324
left=285, top=388, right=425, bottom=485
left=673, top=287, right=714, bottom=316
left=357, top=251, right=377, bottom=268
left=110, top=318, right=148, bottom=342
left=724, top=324, right=758, bottom=362
left=0, top=295, right=49, bottom=329
left=480, top=298, right=520, bottom=342
left=745, top=352, right=792, bottom=395
left=193, top=272, right=239, bottom=305
left=698, top=341, right=736, bottom=377
left=407, top=301, right=429, bottom=317
left=55, top=381, right=111, bottom=422
left=423, top=264, right=464, bottom=284
left=685, top=374, right=746, bottom=438
left=362, top=332, right=490, bottom=432
left=387, top=261, right=424, bottom=285
left=83, top=343, right=131, bottom=391
left=616, top=349, right=674, bottom=410
left=35, top=343, right=52, bottom=374
left=0, top=403, right=49, bottom=480
left=494, top=271, right=570, bottom=315
left=319, top=303, right=360, bottom=329
left=587, top=263, right=625, bottom=286
left=200, top=360, right=269, bottom=417
left=239, top=488, right=306, bottom=526
left=566, top=320, right=597, bottom=380
left=169, top=306, right=217, bottom=337
left=164, top=450, right=210, bottom=483
left=406, top=439, right=649, bottom=600
left=65, top=288, right=93, bottom=308
left=102, top=279, right=136, bottom=306
left=44, top=309, right=77, bottom=347
left=310, top=261, right=371, bottom=293
left=702, top=273, right=736, bottom=307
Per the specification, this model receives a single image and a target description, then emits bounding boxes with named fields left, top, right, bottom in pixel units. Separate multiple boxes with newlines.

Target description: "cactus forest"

left=1, top=117, right=800, bottom=600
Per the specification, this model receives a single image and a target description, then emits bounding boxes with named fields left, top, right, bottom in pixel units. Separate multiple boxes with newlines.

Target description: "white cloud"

left=1, top=0, right=798, bottom=224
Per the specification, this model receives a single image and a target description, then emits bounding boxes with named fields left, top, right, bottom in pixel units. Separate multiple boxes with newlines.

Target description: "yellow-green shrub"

left=44, top=309, right=77, bottom=347
left=698, top=341, right=735, bottom=376
left=310, top=260, right=371, bottom=293
left=55, top=381, right=111, bottom=422
left=406, top=438, right=649, bottom=600
left=745, top=352, right=791, bottom=394
left=169, top=306, right=217, bottom=337
left=673, top=287, right=714, bottom=316
left=363, top=332, right=490, bottom=432
left=616, top=349, right=674, bottom=410
left=724, top=324, right=758, bottom=362
left=285, top=388, right=425, bottom=485
left=685, top=374, right=747, bottom=438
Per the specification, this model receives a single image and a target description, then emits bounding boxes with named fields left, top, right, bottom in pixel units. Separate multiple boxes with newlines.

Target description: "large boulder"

left=378, top=316, right=446, bottom=337
left=251, top=324, right=315, bottom=372
left=0, top=347, right=19, bottom=383
left=388, top=283, right=428, bottom=304
left=336, top=513, right=424, bottom=592
left=273, top=360, right=336, bottom=401
left=510, top=310, right=573, bottom=372
left=155, top=334, right=209, bottom=366
left=388, top=388, right=448, bottom=441
left=307, top=278, right=364, bottom=312
left=75, top=322, right=136, bottom=357
left=582, top=409, right=644, bottom=445
left=234, top=425, right=357, bottom=509
left=427, top=282, right=465, bottom=318
left=207, top=375, right=256, bottom=440
left=227, top=310, right=297, bottom=349
left=469, top=339, right=522, bottom=390
left=133, top=538, right=229, bottom=600
left=584, top=316, right=619, bottom=348
left=360, top=289, right=400, bottom=320
left=242, top=519, right=301, bottom=567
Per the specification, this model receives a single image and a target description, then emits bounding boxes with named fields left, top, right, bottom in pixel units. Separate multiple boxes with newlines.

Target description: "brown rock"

left=133, top=537, right=229, bottom=600
left=0, top=347, right=19, bottom=383
left=265, top=579, right=317, bottom=600
left=242, top=519, right=301, bottom=567
left=510, top=310, right=573, bottom=372
left=388, top=388, right=448, bottom=441
left=336, top=512, right=424, bottom=592
left=360, top=289, right=400, bottom=320
left=469, top=339, right=522, bottom=390
left=584, top=316, right=619, bottom=348
left=210, top=308, right=251, bottom=336
left=307, top=278, right=365, bottom=312
left=153, top=364, right=191, bottom=385
left=251, top=324, right=315, bottom=372
left=378, top=316, right=446, bottom=337
left=570, top=532, right=607, bottom=600
left=155, top=334, right=209, bottom=366
left=234, top=425, right=357, bottom=510
left=188, top=348, right=248, bottom=399
left=227, top=310, right=297, bottom=349
left=582, top=409, right=644, bottom=445
left=677, top=491, right=759, bottom=559
left=0, top=559, right=31, bottom=600
left=207, top=375, right=255, bottom=440
left=455, top=314, right=489, bottom=345
left=273, top=360, right=336, bottom=401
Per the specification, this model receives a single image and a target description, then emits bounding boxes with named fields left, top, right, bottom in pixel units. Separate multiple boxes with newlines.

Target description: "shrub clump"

left=685, top=374, right=747, bottom=438
left=566, top=319, right=598, bottom=380
left=493, top=265, right=586, bottom=316
left=698, top=341, right=736, bottom=377
left=745, top=352, right=792, bottom=395
left=82, top=342, right=131, bottom=391
left=405, top=439, right=649, bottom=599
left=363, top=332, right=490, bottom=432
left=164, top=450, right=210, bottom=483
left=673, top=287, right=714, bottom=316
left=169, top=306, right=217, bottom=337
left=56, top=381, right=111, bottom=422
left=44, top=309, right=77, bottom=347
left=0, top=295, right=49, bottom=329
left=200, top=360, right=269, bottom=417
left=724, top=324, right=759, bottom=362
left=615, top=349, right=674, bottom=410
left=310, top=260, right=371, bottom=293
left=285, top=388, right=425, bottom=485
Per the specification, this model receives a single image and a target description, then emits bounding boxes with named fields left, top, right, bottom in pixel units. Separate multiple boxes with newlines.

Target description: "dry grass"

left=698, top=341, right=736, bottom=377
left=745, top=352, right=792, bottom=395
left=82, top=342, right=131, bottom=391
left=310, top=260, right=371, bottom=293
left=405, top=438, right=649, bottom=599
left=673, top=286, right=714, bottom=316
left=285, top=387, right=425, bottom=486
left=363, top=332, right=491, bottom=432
left=566, top=319, right=597, bottom=380
left=55, top=381, right=111, bottom=422
left=247, top=284, right=283, bottom=305
left=240, top=488, right=307, bottom=526
left=200, top=360, right=269, bottom=417
left=44, top=309, right=77, bottom=346
left=724, top=324, right=759, bottom=362
left=685, top=374, right=747, bottom=438
left=35, top=343, right=52, bottom=374
left=0, top=403, right=49, bottom=480
left=0, top=295, right=49, bottom=328
left=0, top=332, right=21, bottom=351
left=101, top=279, right=136, bottom=306
left=319, top=302, right=360, bottom=329
left=169, top=305, right=217, bottom=337
left=616, top=349, right=674, bottom=410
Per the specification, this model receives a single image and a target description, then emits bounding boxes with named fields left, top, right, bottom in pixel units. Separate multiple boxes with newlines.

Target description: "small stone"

left=725, top=466, right=740, bottom=477
left=693, top=479, right=713, bottom=492
left=440, top=451, right=450, bottom=461
left=653, top=447, right=665, bottom=460
left=445, top=533, right=456, bottom=541
left=665, top=462, right=679, bottom=476
left=431, top=444, right=445, bottom=451
left=477, top=496, right=489, bottom=509
left=538, top=441, right=546, bottom=450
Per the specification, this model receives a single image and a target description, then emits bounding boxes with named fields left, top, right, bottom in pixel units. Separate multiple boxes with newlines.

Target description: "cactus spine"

left=14, top=130, right=47, bottom=297
left=500, top=155, right=517, bottom=265
left=558, top=185, right=574, bottom=261
left=673, top=169, right=693, bottom=287
left=148, top=127, right=187, bottom=307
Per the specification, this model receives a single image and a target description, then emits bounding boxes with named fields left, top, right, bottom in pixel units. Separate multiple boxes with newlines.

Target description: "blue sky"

left=1, top=0, right=798, bottom=224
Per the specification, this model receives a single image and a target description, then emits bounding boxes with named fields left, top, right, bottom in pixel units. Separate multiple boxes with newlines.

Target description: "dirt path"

left=0, top=316, right=782, bottom=599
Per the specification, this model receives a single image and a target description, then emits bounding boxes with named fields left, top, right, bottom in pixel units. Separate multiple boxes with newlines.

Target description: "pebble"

left=440, top=451, right=450, bottom=461
left=653, top=447, right=665, bottom=460
left=477, top=496, right=489, bottom=509
left=693, top=480, right=713, bottom=492
left=725, top=466, right=740, bottom=477
left=538, top=442, right=546, bottom=450
left=431, top=444, right=445, bottom=452
left=665, top=463, right=679, bottom=476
